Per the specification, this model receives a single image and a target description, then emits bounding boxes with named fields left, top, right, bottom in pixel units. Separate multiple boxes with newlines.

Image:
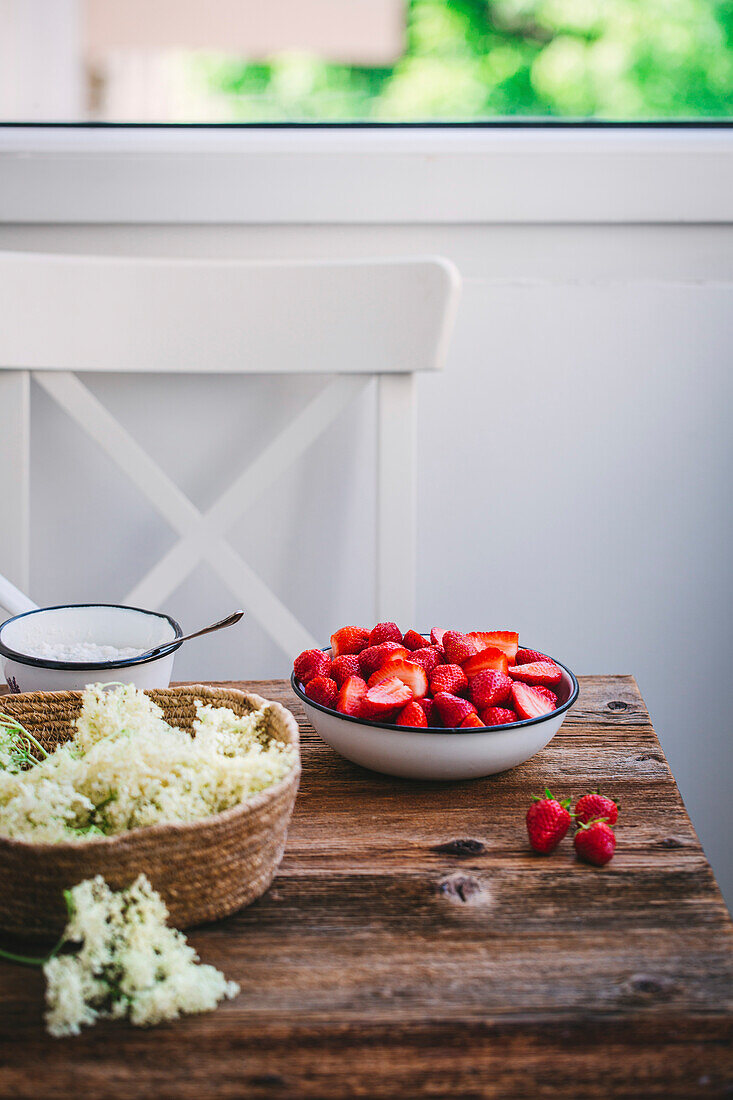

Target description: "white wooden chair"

left=0, top=251, right=460, bottom=655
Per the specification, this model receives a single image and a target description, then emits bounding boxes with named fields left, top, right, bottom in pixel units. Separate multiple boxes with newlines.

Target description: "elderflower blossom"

left=0, top=683, right=295, bottom=843
left=44, top=874, right=239, bottom=1037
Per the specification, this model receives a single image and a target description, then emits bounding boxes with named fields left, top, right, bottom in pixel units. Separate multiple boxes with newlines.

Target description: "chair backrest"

left=0, top=252, right=460, bottom=374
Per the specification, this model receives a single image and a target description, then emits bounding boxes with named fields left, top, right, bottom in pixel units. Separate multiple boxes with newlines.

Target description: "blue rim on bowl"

left=0, top=604, right=184, bottom=671
left=291, top=641, right=579, bottom=735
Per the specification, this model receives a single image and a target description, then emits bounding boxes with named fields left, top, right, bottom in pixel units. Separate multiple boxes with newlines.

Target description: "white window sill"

left=1, top=125, right=732, bottom=224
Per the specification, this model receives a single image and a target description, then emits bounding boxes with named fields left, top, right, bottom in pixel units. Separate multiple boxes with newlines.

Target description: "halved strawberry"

left=396, top=701, right=428, bottom=728
left=361, top=677, right=412, bottom=718
left=430, top=627, right=448, bottom=647
left=410, top=646, right=442, bottom=676
left=443, top=631, right=479, bottom=665
left=434, top=692, right=477, bottom=728
left=330, top=654, right=361, bottom=688
left=461, top=712, right=485, bottom=729
left=461, top=647, right=509, bottom=679
left=358, top=642, right=407, bottom=678
left=374, top=656, right=427, bottom=700
left=336, top=675, right=367, bottom=716
left=330, top=626, right=370, bottom=657
left=369, top=622, right=403, bottom=646
left=515, top=647, right=548, bottom=665
left=533, top=686, right=558, bottom=709
left=469, top=669, right=513, bottom=709
left=468, top=631, right=519, bottom=663
left=429, top=663, right=468, bottom=697
left=402, top=629, right=426, bottom=651
left=508, top=661, right=562, bottom=686
left=511, top=682, right=555, bottom=720
left=480, top=706, right=519, bottom=726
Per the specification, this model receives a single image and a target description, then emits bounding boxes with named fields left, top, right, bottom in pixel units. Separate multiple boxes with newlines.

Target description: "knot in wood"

left=607, top=700, right=628, bottom=711
left=623, top=973, right=676, bottom=999
left=432, top=838, right=486, bottom=858
left=437, top=873, right=485, bottom=905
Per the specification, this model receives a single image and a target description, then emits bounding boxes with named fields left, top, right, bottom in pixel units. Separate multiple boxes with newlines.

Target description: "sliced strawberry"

left=468, top=631, right=519, bottom=663
left=429, top=663, right=468, bottom=697
left=336, top=675, right=367, bottom=716
left=305, top=676, right=338, bottom=708
left=461, top=647, right=509, bottom=679
left=480, top=706, right=519, bottom=726
left=396, top=701, right=428, bottom=728
left=293, top=648, right=332, bottom=685
left=461, top=712, right=485, bottom=729
left=434, top=692, right=477, bottom=728
left=358, top=641, right=407, bottom=678
left=362, top=677, right=412, bottom=718
left=410, top=646, right=442, bottom=676
left=443, top=631, right=479, bottom=665
left=402, top=629, right=426, bottom=651
left=509, top=661, right=562, bottom=686
left=417, top=697, right=438, bottom=726
left=330, top=654, right=361, bottom=688
left=430, top=627, right=448, bottom=647
left=533, top=686, right=558, bottom=709
left=511, top=682, right=555, bottom=720
left=369, top=622, right=403, bottom=646
left=330, top=626, right=370, bottom=657
left=375, top=656, right=427, bottom=700
left=469, top=669, right=513, bottom=709
left=515, top=647, right=548, bottom=665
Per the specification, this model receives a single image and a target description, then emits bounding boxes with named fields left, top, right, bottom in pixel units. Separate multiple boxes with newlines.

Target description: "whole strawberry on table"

left=292, top=623, right=566, bottom=729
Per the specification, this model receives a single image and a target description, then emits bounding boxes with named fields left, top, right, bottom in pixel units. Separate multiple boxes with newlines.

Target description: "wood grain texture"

left=0, top=675, right=731, bottom=1099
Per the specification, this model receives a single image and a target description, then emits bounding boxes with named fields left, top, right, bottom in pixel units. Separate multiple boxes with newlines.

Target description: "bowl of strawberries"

left=290, top=624, right=579, bottom=780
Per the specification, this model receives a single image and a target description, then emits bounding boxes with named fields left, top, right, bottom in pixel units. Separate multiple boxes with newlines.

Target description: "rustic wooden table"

left=0, top=675, right=731, bottom=1099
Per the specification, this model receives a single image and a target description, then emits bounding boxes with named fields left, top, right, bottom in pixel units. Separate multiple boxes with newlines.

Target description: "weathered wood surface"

left=0, top=675, right=731, bottom=1099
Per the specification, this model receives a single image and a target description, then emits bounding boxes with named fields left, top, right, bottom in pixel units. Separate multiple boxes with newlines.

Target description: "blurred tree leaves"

left=199, top=0, right=733, bottom=119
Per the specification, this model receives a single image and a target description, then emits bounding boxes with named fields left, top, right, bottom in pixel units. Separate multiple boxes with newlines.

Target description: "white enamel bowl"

left=292, top=645, right=579, bottom=781
left=0, top=604, right=183, bottom=693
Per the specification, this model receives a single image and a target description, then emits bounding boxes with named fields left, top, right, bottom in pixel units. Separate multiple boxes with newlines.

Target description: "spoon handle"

left=143, top=610, right=245, bottom=660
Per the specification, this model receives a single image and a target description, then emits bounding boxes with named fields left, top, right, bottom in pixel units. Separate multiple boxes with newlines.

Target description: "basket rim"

left=0, top=683, right=301, bottom=855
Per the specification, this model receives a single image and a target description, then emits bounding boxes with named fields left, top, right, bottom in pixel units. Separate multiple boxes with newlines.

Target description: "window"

left=1, top=0, right=731, bottom=124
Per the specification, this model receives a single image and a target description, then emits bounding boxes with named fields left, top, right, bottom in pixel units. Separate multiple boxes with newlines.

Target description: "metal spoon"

left=138, top=609, right=245, bottom=661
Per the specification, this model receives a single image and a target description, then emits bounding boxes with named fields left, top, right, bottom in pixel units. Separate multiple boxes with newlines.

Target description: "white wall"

left=0, top=220, right=730, bottom=908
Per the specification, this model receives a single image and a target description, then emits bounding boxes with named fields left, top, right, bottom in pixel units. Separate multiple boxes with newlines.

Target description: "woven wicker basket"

left=0, top=685, right=300, bottom=939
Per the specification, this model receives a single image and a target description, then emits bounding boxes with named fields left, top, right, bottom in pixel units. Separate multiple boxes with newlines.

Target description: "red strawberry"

left=526, top=789, right=572, bottom=854
left=469, top=669, right=513, bottom=709
left=468, top=631, right=519, bottom=663
left=330, top=654, right=361, bottom=688
left=336, top=675, right=367, bottom=716
left=358, top=642, right=407, bottom=678
left=574, top=820, right=616, bottom=866
left=374, top=656, right=428, bottom=699
left=417, top=697, right=438, bottom=726
left=402, top=629, right=426, bottom=651
left=516, top=647, right=548, bottom=665
left=396, top=701, right=428, bottom=728
left=430, top=627, right=448, bottom=647
left=461, top=712, right=485, bottom=728
left=509, top=661, right=563, bottom=686
left=369, top=622, right=403, bottom=646
left=511, top=682, right=555, bottom=720
left=480, top=706, right=519, bottom=726
left=330, top=626, right=370, bottom=657
left=430, top=663, right=468, bottom=697
left=532, top=686, right=558, bottom=708
left=462, top=647, right=509, bottom=679
left=574, top=790, right=619, bottom=827
left=305, top=675, right=338, bottom=708
left=433, top=692, right=476, bottom=728
left=293, top=648, right=331, bottom=685
left=410, top=646, right=442, bottom=676
left=443, top=631, right=479, bottom=665
left=361, top=677, right=412, bottom=718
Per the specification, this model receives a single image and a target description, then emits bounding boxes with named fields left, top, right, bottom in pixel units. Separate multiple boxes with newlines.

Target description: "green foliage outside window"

left=197, top=0, right=733, bottom=120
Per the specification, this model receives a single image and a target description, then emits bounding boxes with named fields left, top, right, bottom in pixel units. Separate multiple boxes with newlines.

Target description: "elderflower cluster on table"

left=0, top=682, right=295, bottom=842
